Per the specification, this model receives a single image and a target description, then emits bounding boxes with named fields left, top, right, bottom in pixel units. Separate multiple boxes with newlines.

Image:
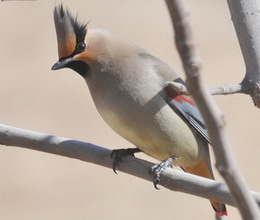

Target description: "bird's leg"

left=111, top=148, right=141, bottom=174
left=150, top=155, right=177, bottom=189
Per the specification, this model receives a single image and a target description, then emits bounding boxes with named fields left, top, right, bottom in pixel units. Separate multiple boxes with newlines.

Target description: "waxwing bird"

left=51, top=5, right=227, bottom=217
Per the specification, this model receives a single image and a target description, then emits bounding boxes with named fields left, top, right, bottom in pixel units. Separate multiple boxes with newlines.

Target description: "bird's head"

left=51, top=5, right=92, bottom=77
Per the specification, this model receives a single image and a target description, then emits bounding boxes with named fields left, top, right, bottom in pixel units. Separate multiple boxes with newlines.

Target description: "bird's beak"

left=51, top=57, right=73, bottom=70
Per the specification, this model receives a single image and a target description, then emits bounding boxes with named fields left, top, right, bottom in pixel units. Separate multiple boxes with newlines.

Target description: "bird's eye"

left=77, top=42, right=86, bottom=52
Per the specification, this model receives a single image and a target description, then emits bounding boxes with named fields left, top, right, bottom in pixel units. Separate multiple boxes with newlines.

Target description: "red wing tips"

left=216, top=211, right=228, bottom=216
left=164, top=86, right=194, bottom=105
left=174, top=95, right=194, bottom=105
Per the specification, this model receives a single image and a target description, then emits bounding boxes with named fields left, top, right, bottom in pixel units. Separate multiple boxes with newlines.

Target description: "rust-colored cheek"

left=58, top=36, right=76, bottom=58
left=74, top=50, right=96, bottom=64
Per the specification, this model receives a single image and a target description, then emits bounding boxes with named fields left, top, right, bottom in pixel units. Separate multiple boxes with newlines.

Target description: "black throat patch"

left=65, top=60, right=89, bottom=78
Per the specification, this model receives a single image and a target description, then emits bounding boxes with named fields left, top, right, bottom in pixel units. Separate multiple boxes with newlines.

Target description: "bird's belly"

left=97, top=101, right=204, bottom=167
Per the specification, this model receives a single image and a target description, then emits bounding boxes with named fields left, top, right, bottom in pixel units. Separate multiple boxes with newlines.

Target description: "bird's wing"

left=164, top=80, right=210, bottom=144
left=138, top=52, right=210, bottom=143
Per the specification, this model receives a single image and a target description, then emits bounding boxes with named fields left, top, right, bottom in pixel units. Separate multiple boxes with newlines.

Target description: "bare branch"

left=227, top=0, right=260, bottom=108
left=251, top=83, right=260, bottom=107
left=165, top=0, right=260, bottom=219
left=166, top=81, right=243, bottom=96
left=1, top=124, right=260, bottom=208
left=210, top=84, right=243, bottom=95
left=164, top=1, right=260, bottom=107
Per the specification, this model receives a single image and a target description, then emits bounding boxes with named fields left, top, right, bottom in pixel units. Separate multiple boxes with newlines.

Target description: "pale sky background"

left=0, top=1, right=259, bottom=219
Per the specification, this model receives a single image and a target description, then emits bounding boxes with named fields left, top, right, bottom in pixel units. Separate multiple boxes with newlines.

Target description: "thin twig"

left=1, top=124, right=260, bottom=208
left=165, top=0, right=260, bottom=219
left=210, top=84, right=243, bottom=95
left=166, top=81, right=244, bottom=96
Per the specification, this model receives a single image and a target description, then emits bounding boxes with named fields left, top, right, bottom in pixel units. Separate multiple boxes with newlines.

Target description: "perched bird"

left=52, top=5, right=227, bottom=217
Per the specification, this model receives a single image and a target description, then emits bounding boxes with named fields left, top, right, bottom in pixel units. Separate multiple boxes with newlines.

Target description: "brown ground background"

left=0, top=0, right=259, bottom=219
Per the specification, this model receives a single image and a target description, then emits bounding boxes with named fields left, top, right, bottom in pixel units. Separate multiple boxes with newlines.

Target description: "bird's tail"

left=182, top=158, right=228, bottom=217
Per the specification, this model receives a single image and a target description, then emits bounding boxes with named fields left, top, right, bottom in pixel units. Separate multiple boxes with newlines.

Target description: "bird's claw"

left=150, top=155, right=177, bottom=189
left=111, top=150, right=123, bottom=174
left=111, top=148, right=140, bottom=174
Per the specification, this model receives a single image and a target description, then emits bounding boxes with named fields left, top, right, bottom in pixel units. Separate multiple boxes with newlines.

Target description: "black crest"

left=57, top=4, right=87, bottom=44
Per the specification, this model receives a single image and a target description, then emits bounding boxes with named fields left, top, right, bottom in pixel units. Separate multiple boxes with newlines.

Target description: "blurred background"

left=0, top=0, right=259, bottom=219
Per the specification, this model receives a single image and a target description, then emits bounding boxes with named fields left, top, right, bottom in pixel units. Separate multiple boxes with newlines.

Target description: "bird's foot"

left=111, top=148, right=141, bottom=174
left=150, top=155, right=177, bottom=189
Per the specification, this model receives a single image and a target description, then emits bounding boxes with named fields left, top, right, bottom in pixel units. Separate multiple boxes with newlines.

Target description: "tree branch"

left=165, top=81, right=244, bottom=96
left=1, top=124, right=260, bottom=209
left=165, top=0, right=260, bottom=219
left=226, top=0, right=260, bottom=108
left=165, top=1, right=260, bottom=108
